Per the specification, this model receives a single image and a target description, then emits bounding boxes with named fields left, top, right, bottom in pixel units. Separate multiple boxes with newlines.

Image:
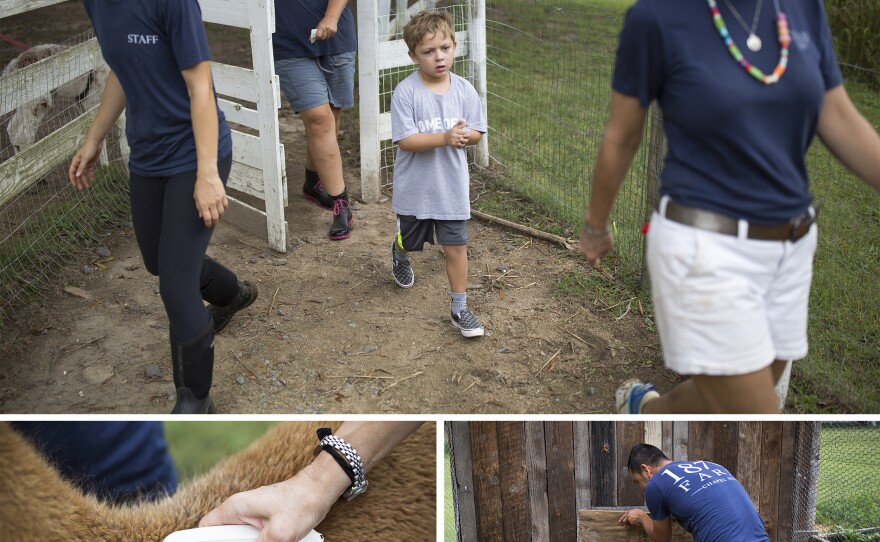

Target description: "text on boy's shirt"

left=417, top=117, right=464, bottom=133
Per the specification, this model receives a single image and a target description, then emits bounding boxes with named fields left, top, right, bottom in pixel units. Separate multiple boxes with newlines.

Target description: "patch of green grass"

left=445, top=451, right=456, bottom=541
left=816, top=425, right=880, bottom=529
left=164, top=422, right=278, bottom=482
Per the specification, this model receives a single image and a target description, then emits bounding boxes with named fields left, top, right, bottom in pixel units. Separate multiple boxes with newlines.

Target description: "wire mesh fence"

left=810, top=422, right=880, bottom=539
left=0, top=29, right=129, bottom=325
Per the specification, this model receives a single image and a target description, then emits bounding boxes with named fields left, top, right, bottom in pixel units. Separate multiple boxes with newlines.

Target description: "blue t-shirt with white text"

left=613, top=0, right=842, bottom=223
left=273, top=0, right=357, bottom=60
left=83, top=0, right=232, bottom=177
left=645, top=461, right=768, bottom=542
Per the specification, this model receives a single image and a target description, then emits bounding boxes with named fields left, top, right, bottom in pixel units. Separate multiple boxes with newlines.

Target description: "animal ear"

left=35, top=96, right=51, bottom=113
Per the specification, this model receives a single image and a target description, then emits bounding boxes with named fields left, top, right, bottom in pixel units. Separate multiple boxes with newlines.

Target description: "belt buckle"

left=789, top=211, right=812, bottom=241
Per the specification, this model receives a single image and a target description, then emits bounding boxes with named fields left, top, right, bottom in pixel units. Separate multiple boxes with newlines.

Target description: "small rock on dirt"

left=96, top=247, right=112, bottom=258
left=144, top=363, right=163, bottom=379
left=81, top=266, right=95, bottom=274
left=124, top=263, right=141, bottom=271
left=236, top=376, right=247, bottom=385
left=84, top=365, right=114, bottom=385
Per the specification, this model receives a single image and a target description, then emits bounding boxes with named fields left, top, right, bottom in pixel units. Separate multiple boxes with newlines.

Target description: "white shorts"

left=646, top=202, right=818, bottom=376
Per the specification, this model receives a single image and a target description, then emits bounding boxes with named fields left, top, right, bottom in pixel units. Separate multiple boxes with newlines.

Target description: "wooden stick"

left=471, top=209, right=576, bottom=250
left=383, top=371, right=424, bottom=391
left=233, top=351, right=260, bottom=379
left=266, top=286, right=280, bottom=317
left=536, top=348, right=562, bottom=375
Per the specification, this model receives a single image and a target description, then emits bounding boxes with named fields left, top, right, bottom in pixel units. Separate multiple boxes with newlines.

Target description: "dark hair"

left=627, top=444, right=669, bottom=473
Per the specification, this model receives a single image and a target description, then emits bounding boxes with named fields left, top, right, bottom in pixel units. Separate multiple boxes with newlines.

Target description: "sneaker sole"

left=615, top=378, right=644, bottom=414
left=302, top=192, right=332, bottom=210
left=329, top=217, right=354, bottom=241
left=452, top=321, right=484, bottom=338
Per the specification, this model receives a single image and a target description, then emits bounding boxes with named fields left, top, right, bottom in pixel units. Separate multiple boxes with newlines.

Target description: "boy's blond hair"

left=403, top=10, right=455, bottom=52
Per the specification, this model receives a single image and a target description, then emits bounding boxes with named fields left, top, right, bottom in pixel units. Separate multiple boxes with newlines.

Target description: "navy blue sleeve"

left=161, top=0, right=212, bottom=71
left=611, top=0, right=666, bottom=108
left=645, top=479, right=670, bottom=520
left=814, top=0, right=843, bottom=90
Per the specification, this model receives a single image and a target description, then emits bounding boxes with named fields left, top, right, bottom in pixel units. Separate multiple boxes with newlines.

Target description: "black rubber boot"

left=207, top=280, right=258, bottom=334
left=303, top=169, right=332, bottom=210
left=329, top=192, right=353, bottom=241
left=170, top=326, right=216, bottom=414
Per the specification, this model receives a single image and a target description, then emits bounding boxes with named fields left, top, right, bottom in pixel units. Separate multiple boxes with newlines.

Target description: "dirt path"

left=0, top=3, right=676, bottom=414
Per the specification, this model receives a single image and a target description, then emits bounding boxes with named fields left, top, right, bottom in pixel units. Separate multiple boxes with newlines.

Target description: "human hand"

left=619, top=509, right=646, bottom=526
left=445, top=119, right=469, bottom=149
left=68, top=140, right=103, bottom=190
left=579, top=220, right=613, bottom=267
left=200, top=454, right=349, bottom=542
left=315, top=16, right=339, bottom=40
left=193, top=171, right=228, bottom=228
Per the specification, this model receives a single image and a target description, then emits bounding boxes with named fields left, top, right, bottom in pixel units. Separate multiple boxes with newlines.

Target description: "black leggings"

left=129, top=154, right=237, bottom=343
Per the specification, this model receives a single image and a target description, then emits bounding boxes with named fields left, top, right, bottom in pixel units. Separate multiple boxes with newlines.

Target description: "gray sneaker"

left=391, top=244, right=414, bottom=288
left=451, top=308, right=484, bottom=338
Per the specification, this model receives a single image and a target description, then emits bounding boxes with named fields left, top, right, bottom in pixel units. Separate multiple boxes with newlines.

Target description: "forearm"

left=586, top=134, right=641, bottom=228
left=397, top=132, right=449, bottom=153
left=186, top=66, right=220, bottom=175
left=817, top=87, right=880, bottom=191
left=84, top=71, right=125, bottom=146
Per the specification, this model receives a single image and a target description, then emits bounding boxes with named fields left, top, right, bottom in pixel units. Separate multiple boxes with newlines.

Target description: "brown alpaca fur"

left=0, top=422, right=435, bottom=542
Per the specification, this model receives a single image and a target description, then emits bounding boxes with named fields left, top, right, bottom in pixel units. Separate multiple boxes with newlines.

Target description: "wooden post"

left=526, top=422, right=552, bottom=542
left=247, top=0, right=287, bottom=251
left=469, top=0, right=489, bottom=167
left=450, top=422, right=478, bottom=542
left=357, top=0, right=382, bottom=202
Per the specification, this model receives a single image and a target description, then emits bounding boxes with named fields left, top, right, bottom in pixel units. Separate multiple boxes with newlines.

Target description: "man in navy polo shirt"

left=619, top=444, right=768, bottom=542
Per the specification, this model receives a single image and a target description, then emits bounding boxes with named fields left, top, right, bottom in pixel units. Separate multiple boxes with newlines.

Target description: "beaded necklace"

left=707, top=0, right=790, bottom=84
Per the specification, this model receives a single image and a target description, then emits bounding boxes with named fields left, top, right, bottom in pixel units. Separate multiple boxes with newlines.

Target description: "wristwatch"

left=316, top=427, right=369, bottom=501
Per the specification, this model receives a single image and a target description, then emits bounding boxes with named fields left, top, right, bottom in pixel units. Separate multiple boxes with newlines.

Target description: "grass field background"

left=164, top=421, right=278, bottom=482
left=816, top=423, right=880, bottom=530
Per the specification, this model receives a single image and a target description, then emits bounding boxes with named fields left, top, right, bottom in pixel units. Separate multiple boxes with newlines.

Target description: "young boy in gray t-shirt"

left=389, top=10, right=487, bottom=337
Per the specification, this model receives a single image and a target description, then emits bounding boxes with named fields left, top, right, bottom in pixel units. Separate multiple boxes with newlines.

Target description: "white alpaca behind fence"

left=4, top=43, right=111, bottom=163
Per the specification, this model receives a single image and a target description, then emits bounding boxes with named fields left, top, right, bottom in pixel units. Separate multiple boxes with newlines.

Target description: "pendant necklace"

left=707, top=0, right=790, bottom=85
left=723, top=0, right=763, bottom=51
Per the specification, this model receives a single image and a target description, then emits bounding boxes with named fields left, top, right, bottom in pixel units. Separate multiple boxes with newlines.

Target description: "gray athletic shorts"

left=396, top=215, right=469, bottom=251
left=275, top=51, right=356, bottom=113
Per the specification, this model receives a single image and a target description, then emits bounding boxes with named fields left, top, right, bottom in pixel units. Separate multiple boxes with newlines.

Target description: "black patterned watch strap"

left=316, top=428, right=369, bottom=501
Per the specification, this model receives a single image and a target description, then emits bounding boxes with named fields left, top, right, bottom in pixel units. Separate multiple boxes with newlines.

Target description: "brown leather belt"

left=663, top=200, right=816, bottom=242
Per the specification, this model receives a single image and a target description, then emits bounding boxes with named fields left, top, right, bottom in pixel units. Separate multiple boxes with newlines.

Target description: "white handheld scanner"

left=163, top=525, right=324, bottom=542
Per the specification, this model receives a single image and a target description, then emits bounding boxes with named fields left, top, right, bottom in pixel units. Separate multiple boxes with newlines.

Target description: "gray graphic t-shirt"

left=391, top=71, right=486, bottom=220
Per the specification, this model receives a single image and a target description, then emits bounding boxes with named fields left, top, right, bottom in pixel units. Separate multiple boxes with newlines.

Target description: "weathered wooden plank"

left=546, top=422, right=577, bottom=542
left=573, top=421, right=591, bottom=511
left=714, top=421, right=739, bottom=478
left=200, top=0, right=251, bottom=29
left=735, top=422, right=761, bottom=508
left=0, top=106, right=95, bottom=207
left=450, top=422, right=478, bottom=542
left=468, top=0, right=489, bottom=166
left=759, top=422, right=783, bottom=541
left=577, top=510, right=693, bottom=542
left=222, top=197, right=268, bottom=243
left=470, top=421, right=504, bottom=541
left=662, top=421, right=673, bottom=457
left=525, top=421, right=551, bottom=542
left=0, top=0, right=66, bottom=19
left=645, top=421, right=663, bottom=449
left=0, top=39, right=102, bottom=115
left=497, top=422, right=530, bottom=542
left=672, top=421, right=689, bottom=461
left=218, top=98, right=259, bottom=130
left=213, top=63, right=258, bottom=104
left=688, top=422, right=714, bottom=462
left=590, top=421, right=616, bottom=507
left=775, top=422, right=797, bottom=542
left=616, top=422, right=645, bottom=506
left=228, top=161, right=266, bottom=200
left=357, top=0, right=381, bottom=202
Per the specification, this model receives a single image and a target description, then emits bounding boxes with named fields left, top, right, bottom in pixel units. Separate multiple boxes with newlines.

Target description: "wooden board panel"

left=470, top=421, right=504, bottom=541
left=450, top=422, right=478, bottom=542
left=497, top=422, right=530, bottom=542
left=672, top=421, right=689, bottom=461
left=713, top=421, right=739, bottom=478
left=662, top=421, right=673, bottom=457
left=200, top=0, right=250, bottom=29
left=688, top=422, right=714, bottom=463
left=759, top=422, right=783, bottom=541
left=222, top=196, right=269, bottom=243
left=775, top=422, right=797, bottom=542
left=573, top=422, right=591, bottom=511
left=735, top=422, right=761, bottom=507
left=577, top=510, right=693, bottom=542
left=590, top=421, right=616, bottom=506
left=525, top=422, right=551, bottom=542
left=616, top=422, right=645, bottom=506
left=546, top=422, right=577, bottom=542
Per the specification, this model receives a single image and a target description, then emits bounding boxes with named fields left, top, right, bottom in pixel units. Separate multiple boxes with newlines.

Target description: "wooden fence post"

left=357, top=0, right=382, bottom=202
left=469, top=0, right=489, bottom=167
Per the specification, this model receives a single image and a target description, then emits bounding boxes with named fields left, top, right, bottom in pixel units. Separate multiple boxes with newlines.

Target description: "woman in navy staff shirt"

left=69, top=0, right=257, bottom=414
left=580, top=0, right=880, bottom=413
